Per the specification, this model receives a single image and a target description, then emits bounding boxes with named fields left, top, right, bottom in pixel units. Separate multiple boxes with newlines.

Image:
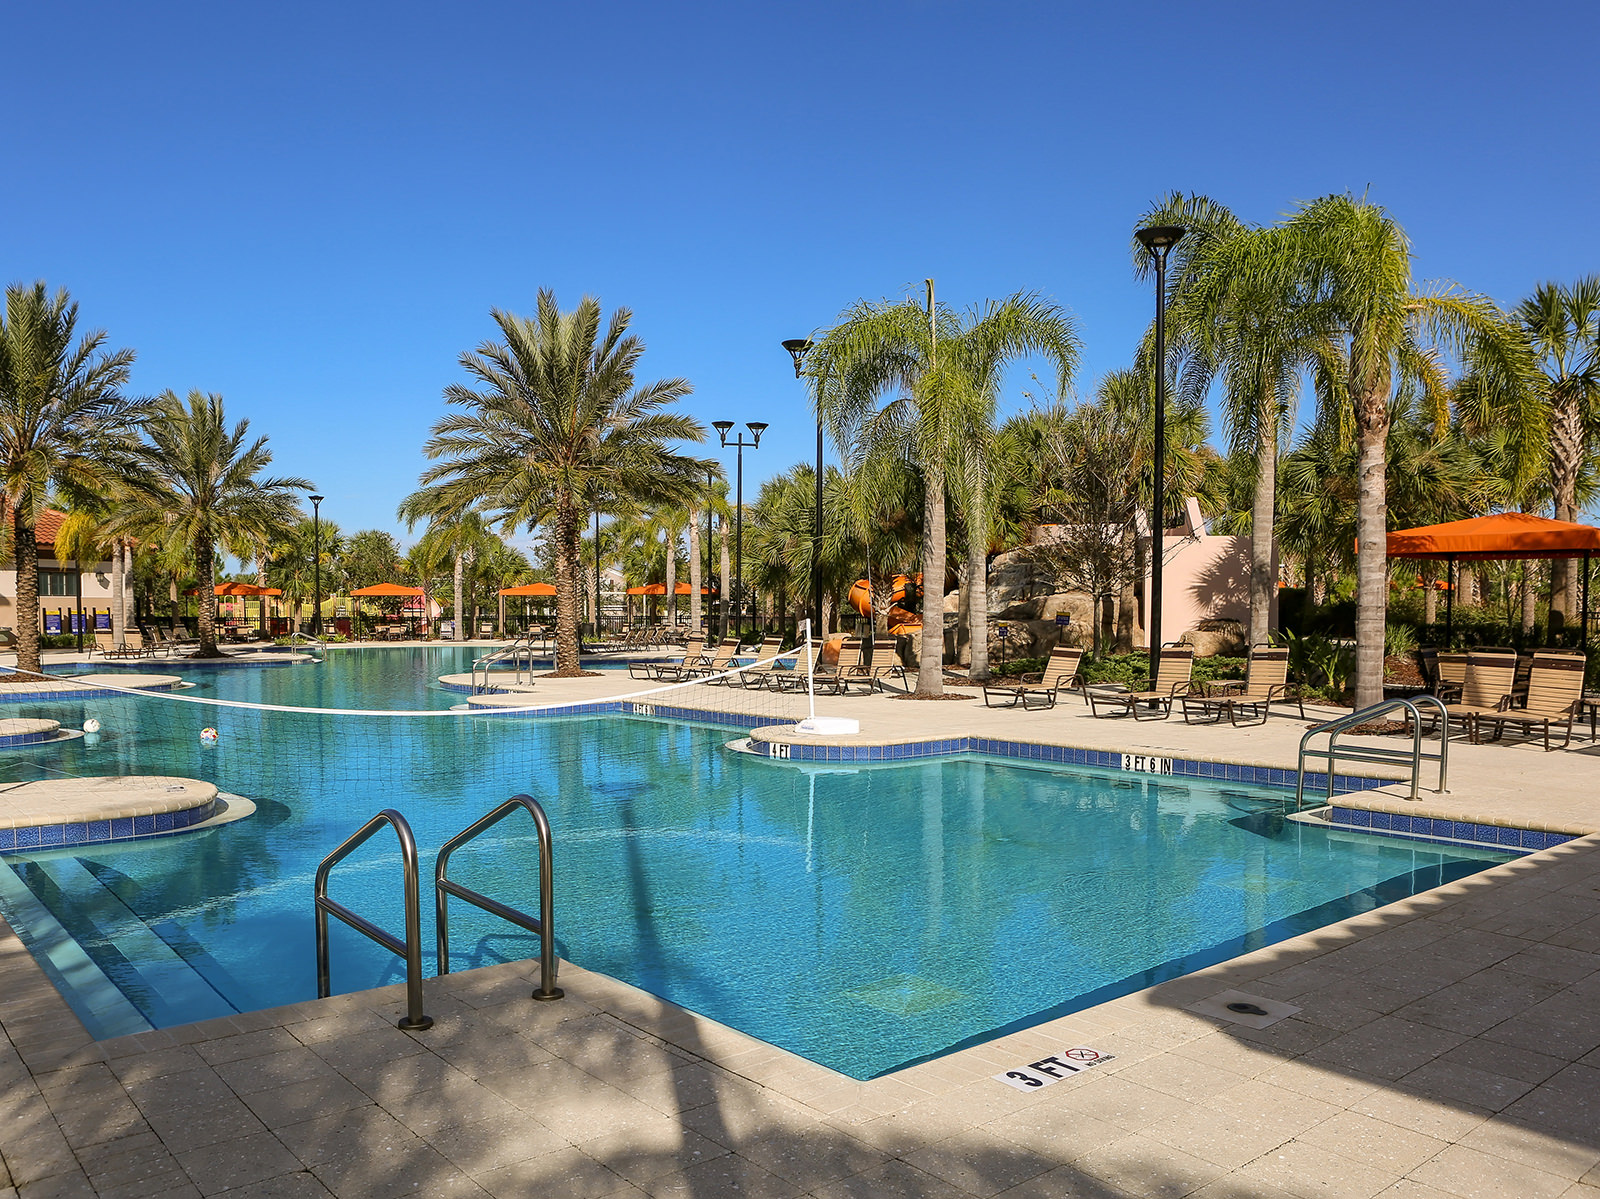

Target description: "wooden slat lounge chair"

left=732, top=636, right=792, bottom=689
left=1181, top=644, right=1304, bottom=726
left=1441, top=650, right=1519, bottom=740
left=983, top=644, right=1085, bottom=710
left=1477, top=651, right=1587, bottom=750
left=781, top=636, right=868, bottom=695
left=1085, top=644, right=1195, bottom=720
left=631, top=636, right=705, bottom=680
left=860, top=634, right=908, bottom=693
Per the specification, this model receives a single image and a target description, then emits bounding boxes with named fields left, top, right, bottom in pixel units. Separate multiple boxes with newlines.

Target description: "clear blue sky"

left=5, top=1, right=1596, bottom=550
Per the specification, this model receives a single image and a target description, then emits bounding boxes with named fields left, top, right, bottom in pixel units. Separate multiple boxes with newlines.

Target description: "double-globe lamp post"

left=1133, top=224, right=1186, bottom=681
left=781, top=339, right=821, bottom=640
left=309, top=493, right=324, bottom=638
left=711, top=421, right=766, bottom=637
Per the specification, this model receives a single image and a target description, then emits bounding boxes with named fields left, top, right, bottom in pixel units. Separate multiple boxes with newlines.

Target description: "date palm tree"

left=809, top=284, right=1079, bottom=695
left=140, top=390, right=309, bottom=657
left=408, top=292, right=713, bottom=675
left=1287, top=195, right=1536, bottom=706
left=0, top=282, right=150, bottom=672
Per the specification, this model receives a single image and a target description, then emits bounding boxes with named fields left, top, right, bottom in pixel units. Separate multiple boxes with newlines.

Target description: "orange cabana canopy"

left=214, top=581, right=270, bottom=597
left=351, top=583, right=425, bottom=597
left=1387, top=513, right=1600, bottom=562
left=500, top=582, right=556, bottom=597
left=625, top=581, right=709, bottom=596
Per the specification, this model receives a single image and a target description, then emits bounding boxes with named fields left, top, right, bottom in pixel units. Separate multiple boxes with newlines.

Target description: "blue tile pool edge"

left=0, top=798, right=219, bottom=854
left=1325, top=806, right=1576, bottom=855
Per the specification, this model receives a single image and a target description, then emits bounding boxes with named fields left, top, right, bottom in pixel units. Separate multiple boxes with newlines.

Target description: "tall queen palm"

left=809, top=285, right=1078, bottom=696
left=0, top=282, right=150, bottom=672
left=1288, top=196, right=1535, bottom=705
left=1517, top=278, right=1600, bottom=630
left=141, top=390, right=309, bottom=657
left=409, top=292, right=712, bottom=676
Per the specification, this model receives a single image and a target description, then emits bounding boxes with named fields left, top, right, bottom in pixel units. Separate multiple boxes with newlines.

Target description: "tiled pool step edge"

left=1325, top=804, right=1583, bottom=854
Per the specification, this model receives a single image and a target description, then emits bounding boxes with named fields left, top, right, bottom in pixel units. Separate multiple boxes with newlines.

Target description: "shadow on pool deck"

left=1, top=835, right=1598, bottom=1196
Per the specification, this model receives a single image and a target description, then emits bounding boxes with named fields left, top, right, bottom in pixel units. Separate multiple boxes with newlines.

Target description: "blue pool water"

left=1, top=649, right=1511, bottom=1078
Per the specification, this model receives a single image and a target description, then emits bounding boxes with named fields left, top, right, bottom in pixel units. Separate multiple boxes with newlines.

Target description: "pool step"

left=16, top=857, right=239, bottom=1027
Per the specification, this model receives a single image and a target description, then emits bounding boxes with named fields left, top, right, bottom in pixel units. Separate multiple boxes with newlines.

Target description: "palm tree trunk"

left=1353, top=378, right=1391, bottom=708
left=967, top=530, right=990, bottom=682
left=718, top=519, right=731, bottom=640
left=664, top=526, right=677, bottom=629
left=1521, top=563, right=1538, bottom=634
left=916, top=462, right=946, bottom=696
left=553, top=498, right=583, bottom=675
left=497, top=591, right=506, bottom=637
left=453, top=553, right=465, bottom=642
left=688, top=510, right=702, bottom=633
left=195, top=539, right=221, bottom=657
left=111, top=539, right=126, bottom=649
left=1549, top=393, right=1583, bottom=633
left=13, top=506, right=41, bottom=674
left=1249, top=405, right=1278, bottom=646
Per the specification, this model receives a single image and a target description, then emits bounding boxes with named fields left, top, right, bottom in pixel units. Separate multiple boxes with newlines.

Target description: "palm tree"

left=0, top=282, right=149, bottom=672
left=1515, top=278, right=1600, bottom=632
left=1286, top=196, right=1535, bottom=705
left=809, top=284, right=1079, bottom=695
left=263, top=517, right=345, bottom=633
left=1139, top=193, right=1332, bottom=647
left=140, top=390, right=309, bottom=656
left=409, top=292, right=713, bottom=676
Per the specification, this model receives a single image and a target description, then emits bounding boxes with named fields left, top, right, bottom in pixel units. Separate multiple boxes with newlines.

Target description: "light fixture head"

left=712, top=420, right=734, bottom=445
left=1135, top=225, right=1187, bottom=252
left=781, top=338, right=813, bottom=377
left=747, top=421, right=769, bottom=445
left=308, top=493, right=324, bottom=505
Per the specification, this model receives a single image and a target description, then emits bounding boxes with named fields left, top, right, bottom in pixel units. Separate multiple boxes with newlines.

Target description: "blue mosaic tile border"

left=1329, top=806, right=1575, bottom=854
left=0, top=798, right=218, bottom=853
left=0, top=686, right=124, bottom=702
left=0, top=726, right=59, bottom=747
left=743, top=733, right=1389, bottom=795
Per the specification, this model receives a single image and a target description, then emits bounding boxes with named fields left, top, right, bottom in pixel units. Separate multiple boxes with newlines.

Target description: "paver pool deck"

left=1, top=662, right=1598, bottom=1197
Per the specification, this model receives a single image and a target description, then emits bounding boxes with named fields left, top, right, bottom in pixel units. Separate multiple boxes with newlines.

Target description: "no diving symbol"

left=1063, top=1047, right=1103, bottom=1063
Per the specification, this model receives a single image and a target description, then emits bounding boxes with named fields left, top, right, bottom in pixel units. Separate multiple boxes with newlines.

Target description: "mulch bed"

left=893, top=693, right=976, bottom=701
left=538, top=670, right=607, bottom=678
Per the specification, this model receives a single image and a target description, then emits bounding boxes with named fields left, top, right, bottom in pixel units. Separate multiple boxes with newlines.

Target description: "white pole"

left=805, top=617, right=815, bottom=724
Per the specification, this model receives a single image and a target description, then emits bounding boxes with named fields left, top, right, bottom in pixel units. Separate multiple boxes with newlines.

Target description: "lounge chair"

left=862, top=635, right=908, bottom=692
left=671, top=636, right=741, bottom=681
left=780, top=635, right=868, bottom=695
left=1085, top=644, right=1195, bottom=720
left=1181, top=644, right=1305, bottom=726
left=1441, top=650, right=1519, bottom=740
left=632, top=636, right=705, bottom=680
left=729, top=636, right=787, bottom=688
left=1476, top=651, right=1587, bottom=750
left=1430, top=651, right=1469, bottom=702
left=983, top=644, right=1085, bottom=710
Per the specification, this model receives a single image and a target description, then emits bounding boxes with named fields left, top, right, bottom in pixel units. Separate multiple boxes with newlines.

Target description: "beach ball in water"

left=200, top=727, right=219, bottom=744
left=83, top=718, right=101, bottom=734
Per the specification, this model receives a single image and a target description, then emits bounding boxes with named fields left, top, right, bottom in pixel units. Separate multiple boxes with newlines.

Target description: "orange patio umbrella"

left=499, top=583, right=556, bottom=596
left=1386, top=512, right=1600, bottom=642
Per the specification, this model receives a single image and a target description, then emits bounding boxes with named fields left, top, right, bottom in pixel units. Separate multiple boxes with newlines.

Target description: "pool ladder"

left=313, top=794, right=561, bottom=1030
left=1294, top=695, right=1450, bottom=811
left=471, top=631, right=542, bottom=693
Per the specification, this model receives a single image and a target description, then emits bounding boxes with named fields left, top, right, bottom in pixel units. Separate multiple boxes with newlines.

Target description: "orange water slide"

left=847, top=575, right=922, bottom=636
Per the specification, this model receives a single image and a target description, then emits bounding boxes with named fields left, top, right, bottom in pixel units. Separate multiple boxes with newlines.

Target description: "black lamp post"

left=1133, top=224, right=1186, bottom=680
left=705, top=468, right=716, bottom=636
left=309, top=494, right=324, bottom=637
left=782, top=338, right=821, bottom=639
left=712, top=420, right=766, bottom=637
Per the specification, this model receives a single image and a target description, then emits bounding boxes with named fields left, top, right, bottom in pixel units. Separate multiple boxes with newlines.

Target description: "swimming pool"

left=1, top=649, right=1512, bottom=1078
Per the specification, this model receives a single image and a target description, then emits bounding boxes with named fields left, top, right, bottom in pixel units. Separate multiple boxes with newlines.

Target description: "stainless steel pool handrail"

left=471, top=631, right=540, bottom=694
left=314, top=809, right=433, bottom=1030
left=435, top=794, right=563, bottom=1001
left=1295, top=695, right=1449, bottom=810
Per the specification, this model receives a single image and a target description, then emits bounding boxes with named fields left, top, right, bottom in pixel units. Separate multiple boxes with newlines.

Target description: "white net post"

left=804, top=619, right=815, bottom=724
